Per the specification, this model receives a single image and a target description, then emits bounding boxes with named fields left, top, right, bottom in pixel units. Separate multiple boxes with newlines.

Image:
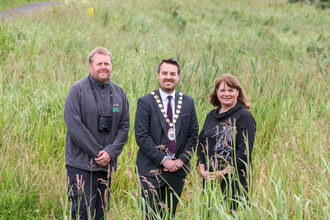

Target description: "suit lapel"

left=174, top=91, right=182, bottom=136
left=153, top=89, right=167, bottom=135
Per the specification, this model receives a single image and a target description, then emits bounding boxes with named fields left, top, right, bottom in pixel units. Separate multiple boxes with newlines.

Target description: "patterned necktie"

left=166, top=96, right=176, bottom=155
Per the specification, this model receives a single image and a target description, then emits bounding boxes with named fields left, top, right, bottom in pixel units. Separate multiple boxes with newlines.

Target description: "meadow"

left=0, top=0, right=56, bottom=11
left=0, top=0, right=330, bottom=219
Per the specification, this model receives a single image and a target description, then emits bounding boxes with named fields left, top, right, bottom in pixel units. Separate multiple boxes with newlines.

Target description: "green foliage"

left=288, top=0, right=330, bottom=9
left=0, top=0, right=330, bottom=219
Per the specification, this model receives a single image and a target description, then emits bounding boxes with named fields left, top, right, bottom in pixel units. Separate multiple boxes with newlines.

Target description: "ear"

left=88, top=62, right=92, bottom=69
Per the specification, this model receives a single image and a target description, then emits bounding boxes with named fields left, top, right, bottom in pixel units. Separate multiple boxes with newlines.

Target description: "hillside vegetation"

left=0, top=0, right=330, bottom=219
left=0, top=0, right=56, bottom=11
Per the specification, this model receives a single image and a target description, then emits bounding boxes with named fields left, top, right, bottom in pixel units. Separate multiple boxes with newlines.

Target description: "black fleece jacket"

left=197, top=101, right=256, bottom=185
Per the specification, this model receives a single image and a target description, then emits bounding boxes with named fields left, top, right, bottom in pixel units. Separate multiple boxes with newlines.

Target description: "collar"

left=158, top=88, right=176, bottom=102
left=89, top=74, right=111, bottom=89
left=214, top=101, right=244, bottom=119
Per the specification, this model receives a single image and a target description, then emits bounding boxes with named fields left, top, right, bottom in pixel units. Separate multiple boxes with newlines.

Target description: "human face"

left=217, top=81, right=239, bottom=110
left=157, top=63, right=180, bottom=94
left=89, top=53, right=112, bottom=83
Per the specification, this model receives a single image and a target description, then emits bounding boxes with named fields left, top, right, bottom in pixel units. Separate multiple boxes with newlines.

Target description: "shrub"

left=288, top=0, right=330, bottom=8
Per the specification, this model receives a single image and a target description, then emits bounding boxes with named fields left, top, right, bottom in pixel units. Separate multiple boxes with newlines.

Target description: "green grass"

left=0, top=0, right=56, bottom=11
left=0, top=0, right=330, bottom=219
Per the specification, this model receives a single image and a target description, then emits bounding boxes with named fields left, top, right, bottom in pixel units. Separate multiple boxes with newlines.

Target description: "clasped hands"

left=199, top=165, right=234, bottom=183
left=94, top=150, right=111, bottom=167
left=163, top=158, right=184, bottom=172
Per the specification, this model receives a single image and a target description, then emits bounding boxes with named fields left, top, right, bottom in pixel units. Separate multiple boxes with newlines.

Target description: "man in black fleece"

left=64, top=47, right=130, bottom=220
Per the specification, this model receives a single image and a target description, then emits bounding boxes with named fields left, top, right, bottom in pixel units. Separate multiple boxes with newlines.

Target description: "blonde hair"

left=88, top=47, right=113, bottom=64
left=209, top=74, right=251, bottom=110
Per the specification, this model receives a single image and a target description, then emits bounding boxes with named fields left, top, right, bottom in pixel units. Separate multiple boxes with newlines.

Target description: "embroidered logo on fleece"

left=113, top=102, right=120, bottom=112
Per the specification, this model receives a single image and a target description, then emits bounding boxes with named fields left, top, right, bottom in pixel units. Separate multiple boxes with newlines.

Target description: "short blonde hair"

left=88, top=47, right=113, bottom=64
left=210, top=74, right=251, bottom=110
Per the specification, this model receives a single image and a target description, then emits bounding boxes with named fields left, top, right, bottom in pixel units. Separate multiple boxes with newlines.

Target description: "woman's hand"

left=213, top=166, right=235, bottom=182
left=199, top=164, right=218, bottom=182
left=199, top=164, right=209, bottom=179
left=199, top=164, right=234, bottom=183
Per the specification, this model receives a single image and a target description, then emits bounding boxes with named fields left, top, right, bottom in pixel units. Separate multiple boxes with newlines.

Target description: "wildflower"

left=87, top=158, right=94, bottom=170
left=126, top=165, right=132, bottom=180
left=149, top=169, right=162, bottom=183
left=127, top=150, right=132, bottom=158
left=158, top=201, right=168, bottom=211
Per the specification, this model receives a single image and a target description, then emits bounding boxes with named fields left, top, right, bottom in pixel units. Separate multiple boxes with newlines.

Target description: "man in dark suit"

left=135, top=58, right=199, bottom=219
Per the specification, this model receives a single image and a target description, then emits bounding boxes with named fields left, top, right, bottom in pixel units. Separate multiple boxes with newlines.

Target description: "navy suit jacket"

left=135, top=89, right=199, bottom=178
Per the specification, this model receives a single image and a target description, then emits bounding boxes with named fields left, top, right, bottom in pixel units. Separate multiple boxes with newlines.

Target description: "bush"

left=288, top=0, right=330, bottom=8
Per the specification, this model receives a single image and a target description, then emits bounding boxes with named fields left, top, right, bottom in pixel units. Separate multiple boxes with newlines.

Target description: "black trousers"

left=140, top=173, right=185, bottom=220
left=66, top=165, right=111, bottom=220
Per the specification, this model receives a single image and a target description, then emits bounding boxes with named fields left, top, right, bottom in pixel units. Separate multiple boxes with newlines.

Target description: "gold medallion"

left=168, top=128, right=176, bottom=141
left=151, top=91, right=184, bottom=142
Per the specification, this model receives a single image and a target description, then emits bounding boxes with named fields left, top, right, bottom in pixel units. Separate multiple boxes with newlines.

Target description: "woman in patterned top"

left=197, top=73, right=256, bottom=210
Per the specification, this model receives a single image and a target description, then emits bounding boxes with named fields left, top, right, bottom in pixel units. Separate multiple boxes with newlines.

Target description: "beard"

left=159, top=80, right=177, bottom=93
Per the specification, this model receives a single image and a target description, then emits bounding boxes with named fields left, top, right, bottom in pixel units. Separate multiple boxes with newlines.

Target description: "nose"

left=223, top=91, right=230, bottom=96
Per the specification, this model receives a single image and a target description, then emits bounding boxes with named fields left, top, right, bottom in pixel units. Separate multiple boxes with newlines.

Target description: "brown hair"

left=209, top=73, right=251, bottom=110
left=157, top=58, right=181, bottom=75
left=88, top=47, right=113, bottom=64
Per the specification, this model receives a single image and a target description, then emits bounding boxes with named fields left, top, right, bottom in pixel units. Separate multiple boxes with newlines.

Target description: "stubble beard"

left=160, top=81, right=176, bottom=94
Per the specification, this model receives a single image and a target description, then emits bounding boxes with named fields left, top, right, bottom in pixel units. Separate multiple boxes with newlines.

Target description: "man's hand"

left=94, top=150, right=111, bottom=167
left=163, top=158, right=184, bottom=172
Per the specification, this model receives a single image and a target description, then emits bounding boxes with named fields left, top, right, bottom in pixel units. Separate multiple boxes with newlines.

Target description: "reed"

left=0, top=0, right=329, bottom=219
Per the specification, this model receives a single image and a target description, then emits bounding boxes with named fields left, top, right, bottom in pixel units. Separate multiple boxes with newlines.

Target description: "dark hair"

left=210, top=74, right=251, bottom=110
left=157, top=58, right=181, bottom=75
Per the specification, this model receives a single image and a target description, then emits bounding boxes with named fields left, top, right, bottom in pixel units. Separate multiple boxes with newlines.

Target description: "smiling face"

left=217, top=81, right=239, bottom=110
left=89, top=53, right=112, bottom=83
left=157, top=63, right=180, bottom=94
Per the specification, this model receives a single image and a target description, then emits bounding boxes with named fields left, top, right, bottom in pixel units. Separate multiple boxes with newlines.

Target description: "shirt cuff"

left=160, top=156, right=166, bottom=165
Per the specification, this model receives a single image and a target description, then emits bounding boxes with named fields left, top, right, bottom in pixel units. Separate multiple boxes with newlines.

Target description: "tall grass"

left=0, top=0, right=330, bottom=219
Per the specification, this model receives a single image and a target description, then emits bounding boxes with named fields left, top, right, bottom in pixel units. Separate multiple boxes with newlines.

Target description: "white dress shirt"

left=159, top=88, right=176, bottom=161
